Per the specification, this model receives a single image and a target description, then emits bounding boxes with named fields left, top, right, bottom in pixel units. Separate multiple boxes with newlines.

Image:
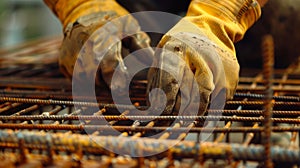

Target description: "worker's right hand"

left=44, top=0, right=153, bottom=93
left=147, top=0, right=262, bottom=116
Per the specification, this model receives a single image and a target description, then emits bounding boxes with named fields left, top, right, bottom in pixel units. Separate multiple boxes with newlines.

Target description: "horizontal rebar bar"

left=0, top=130, right=298, bottom=163
left=0, top=97, right=148, bottom=110
left=1, top=123, right=300, bottom=133
left=1, top=97, right=299, bottom=111
left=208, top=110, right=300, bottom=116
left=226, top=100, right=300, bottom=107
left=1, top=115, right=300, bottom=124
left=234, top=93, right=299, bottom=102
left=1, top=90, right=299, bottom=102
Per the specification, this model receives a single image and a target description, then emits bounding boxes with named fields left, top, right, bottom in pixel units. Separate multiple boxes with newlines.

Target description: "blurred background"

left=0, top=0, right=61, bottom=48
left=0, top=0, right=299, bottom=69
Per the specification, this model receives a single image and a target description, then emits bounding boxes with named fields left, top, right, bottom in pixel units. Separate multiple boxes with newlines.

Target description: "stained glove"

left=44, top=0, right=153, bottom=92
left=147, top=0, right=262, bottom=116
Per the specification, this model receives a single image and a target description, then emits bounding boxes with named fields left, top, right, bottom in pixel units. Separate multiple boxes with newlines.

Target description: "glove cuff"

left=187, top=0, right=261, bottom=41
left=44, top=0, right=129, bottom=30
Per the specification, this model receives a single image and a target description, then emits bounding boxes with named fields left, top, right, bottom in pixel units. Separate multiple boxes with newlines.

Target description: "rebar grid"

left=0, top=37, right=300, bottom=167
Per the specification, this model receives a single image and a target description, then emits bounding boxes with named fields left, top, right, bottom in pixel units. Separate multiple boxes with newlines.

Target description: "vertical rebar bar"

left=17, top=133, right=27, bottom=164
left=262, top=35, right=275, bottom=168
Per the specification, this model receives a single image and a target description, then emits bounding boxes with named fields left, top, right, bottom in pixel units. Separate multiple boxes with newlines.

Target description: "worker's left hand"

left=44, top=0, right=153, bottom=93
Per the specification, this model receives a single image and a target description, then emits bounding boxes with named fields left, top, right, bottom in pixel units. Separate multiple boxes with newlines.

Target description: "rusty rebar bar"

left=207, top=110, right=300, bottom=117
left=12, top=105, right=39, bottom=116
left=0, top=103, right=22, bottom=114
left=214, top=117, right=234, bottom=143
left=0, top=131, right=299, bottom=163
left=262, top=34, right=275, bottom=168
left=0, top=97, right=299, bottom=114
left=0, top=97, right=148, bottom=110
left=2, top=90, right=299, bottom=103
left=234, top=93, right=299, bottom=102
left=2, top=115, right=300, bottom=124
left=226, top=100, right=300, bottom=107
left=1, top=123, right=300, bottom=133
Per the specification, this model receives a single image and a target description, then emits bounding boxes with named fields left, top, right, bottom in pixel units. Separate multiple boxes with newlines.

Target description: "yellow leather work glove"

left=147, top=0, right=262, bottom=116
left=44, top=0, right=153, bottom=92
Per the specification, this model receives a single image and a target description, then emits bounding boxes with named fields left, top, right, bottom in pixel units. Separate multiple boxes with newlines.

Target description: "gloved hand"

left=44, top=0, right=153, bottom=92
left=147, top=0, right=262, bottom=116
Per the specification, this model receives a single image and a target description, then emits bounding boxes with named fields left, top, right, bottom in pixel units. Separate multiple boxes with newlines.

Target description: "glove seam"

left=189, top=0, right=261, bottom=28
left=237, top=0, right=260, bottom=21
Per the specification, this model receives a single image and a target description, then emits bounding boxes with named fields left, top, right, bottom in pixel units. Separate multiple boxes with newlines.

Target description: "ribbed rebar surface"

left=0, top=37, right=299, bottom=167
